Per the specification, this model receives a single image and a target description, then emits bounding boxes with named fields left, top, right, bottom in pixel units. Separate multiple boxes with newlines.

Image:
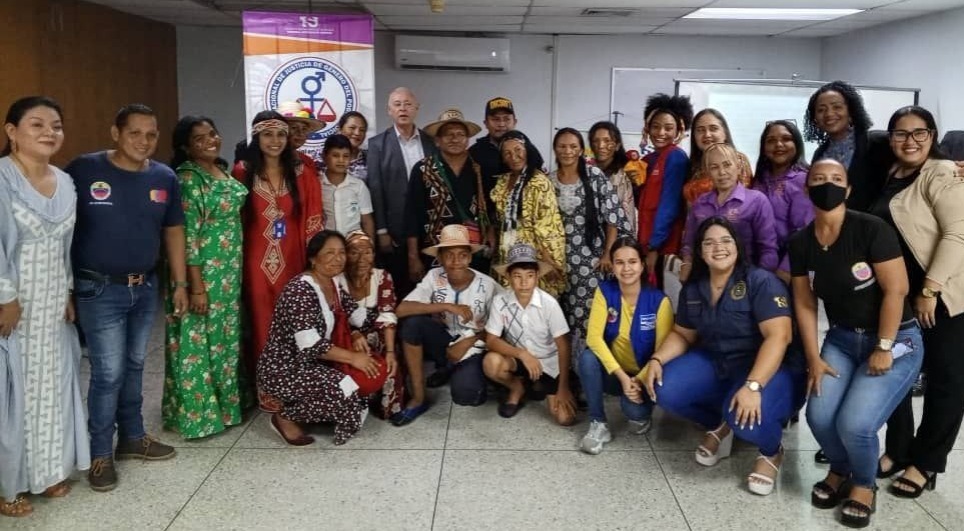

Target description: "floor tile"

left=433, top=449, right=689, bottom=530
left=167, top=449, right=441, bottom=531
left=909, top=450, right=964, bottom=530
left=658, top=449, right=946, bottom=531
left=5, top=448, right=227, bottom=531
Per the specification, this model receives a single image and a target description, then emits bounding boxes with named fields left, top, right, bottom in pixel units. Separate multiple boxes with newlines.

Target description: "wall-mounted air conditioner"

left=395, top=35, right=510, bottom=73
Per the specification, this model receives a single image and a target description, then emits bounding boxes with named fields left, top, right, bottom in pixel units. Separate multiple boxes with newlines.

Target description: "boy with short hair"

left=320, top=133, right=374, bottom=239
left=483, top=243, right=575, bottom=424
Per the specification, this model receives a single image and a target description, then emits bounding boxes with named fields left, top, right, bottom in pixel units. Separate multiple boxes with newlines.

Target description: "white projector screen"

left=675, top=80, right=919, bottom=170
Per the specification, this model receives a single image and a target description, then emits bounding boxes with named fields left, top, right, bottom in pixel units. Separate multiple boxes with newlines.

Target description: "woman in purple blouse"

left=752, top=120, right=813, bottom=284
left=679, top=143, right=778, bottom=282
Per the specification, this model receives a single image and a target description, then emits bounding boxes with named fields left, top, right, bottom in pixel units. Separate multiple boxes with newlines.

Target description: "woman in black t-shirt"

left=789, top=159, right=923, bottom=529
left=871, top=106, right=964, bottom=499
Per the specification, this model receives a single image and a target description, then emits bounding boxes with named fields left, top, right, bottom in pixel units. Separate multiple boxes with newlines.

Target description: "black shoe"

left=889, top=470, right=937, bottom=498
left=814, top=449, right=829, bottom=464
left=88, top=457, right=118, bottom=492
left=426, top=367, right=451, bottom=388
left=811, top=472, right=852, bottom=509
left=911, top=372, right=926, bottom=397
left=840, top=488, right=877, bottom=529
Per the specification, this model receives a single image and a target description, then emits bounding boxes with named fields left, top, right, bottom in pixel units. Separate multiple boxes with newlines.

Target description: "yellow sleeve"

left=637, top=297, right=675, bottom=379
left=585, top=289, right=621, bottom=374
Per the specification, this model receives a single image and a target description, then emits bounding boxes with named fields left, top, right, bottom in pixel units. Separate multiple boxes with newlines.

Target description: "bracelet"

left=648, top=357, right=663, bottom=367
left=172, top=281, right=190, bottom=288
left=190, top=291, right=205, bottom=296
left=385, top=350, right=395, bottom=354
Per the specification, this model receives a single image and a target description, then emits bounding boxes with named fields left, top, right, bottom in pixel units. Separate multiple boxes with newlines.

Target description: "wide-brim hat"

left=275, top=100, right=326, bottom=133
left=424, top=108, right=482, bottom=138
left=423, top=224, right=485, bottom=257
left=492, top=242, right=553, bottom=277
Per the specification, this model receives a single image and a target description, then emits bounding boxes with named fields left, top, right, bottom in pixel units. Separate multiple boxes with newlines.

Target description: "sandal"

left=497, top=401, right=523, bottom=418
left=747, top=448, right=783, bottom=496
left=876, top=454, right=906, bottom=479
left=42, top=480, right=71, bottom=498
left=695, top=424, right=733, bottom=467
left=889, top=470, right=937, bottom=499
left=0, top=495, right=33, bottom=518
left=840, top=488, right=877, bottom=529
left=811, top=471, right=852, bottom=509
left=390, top=402, right=430, bottom=427
left=269, top=414, right=314, bottom=446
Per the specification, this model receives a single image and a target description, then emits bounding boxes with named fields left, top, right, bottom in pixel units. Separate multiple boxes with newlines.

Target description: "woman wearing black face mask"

left=788, top=159, right=923, bottom=529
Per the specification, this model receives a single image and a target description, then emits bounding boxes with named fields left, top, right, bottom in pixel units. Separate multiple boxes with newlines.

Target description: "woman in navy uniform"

left=643, top=216, right=805, bottom=496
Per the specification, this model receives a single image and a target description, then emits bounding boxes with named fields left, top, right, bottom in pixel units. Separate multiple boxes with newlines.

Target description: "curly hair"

left=803, top=81, right=872, bottom=144
left=644, top=93, right=694, bottom=133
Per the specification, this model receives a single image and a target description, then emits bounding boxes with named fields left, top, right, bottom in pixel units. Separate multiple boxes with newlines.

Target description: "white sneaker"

left=627, top=419, right=652, bottom=435
left=580, top=420, right=612, bottom=455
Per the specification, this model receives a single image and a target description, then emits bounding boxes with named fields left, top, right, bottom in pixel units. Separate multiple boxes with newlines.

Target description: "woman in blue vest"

left=642, top=216, right=805, bottom=496
left=578, top=236, right=673, bottom=455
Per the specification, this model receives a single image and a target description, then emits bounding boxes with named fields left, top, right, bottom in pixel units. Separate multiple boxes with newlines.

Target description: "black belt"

left=77, top=269, right=152, bottom=287
left=833, top=318, right=918, bottom=335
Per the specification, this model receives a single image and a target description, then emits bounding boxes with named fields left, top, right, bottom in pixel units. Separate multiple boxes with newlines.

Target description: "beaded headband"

left=252, top=119, right=289, bottom=135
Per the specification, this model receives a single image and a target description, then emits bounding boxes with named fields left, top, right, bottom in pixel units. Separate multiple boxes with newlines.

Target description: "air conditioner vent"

left=580, top=8, right=637, bottom=17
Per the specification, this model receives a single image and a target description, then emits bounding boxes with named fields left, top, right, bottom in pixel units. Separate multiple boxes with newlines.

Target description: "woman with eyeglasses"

left=643, top=217, right=803, bottom=496
left=790, top=158, right=922, bottom=528
left=869, top=106, right=964, bottom=500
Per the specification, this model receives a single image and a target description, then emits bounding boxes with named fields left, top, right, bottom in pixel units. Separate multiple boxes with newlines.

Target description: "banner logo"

left=266, top=58, right=356, bottom=146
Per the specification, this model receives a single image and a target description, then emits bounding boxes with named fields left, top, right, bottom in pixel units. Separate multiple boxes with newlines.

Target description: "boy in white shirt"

left=483, top=243, right=575, bottom=424
left=395, top=224, right=501, bottom=426
left=320, top=134, right=374, bottom=239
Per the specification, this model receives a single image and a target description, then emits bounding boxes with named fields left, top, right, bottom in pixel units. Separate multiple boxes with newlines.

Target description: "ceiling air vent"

left=580, top=8, right=638, bottom=17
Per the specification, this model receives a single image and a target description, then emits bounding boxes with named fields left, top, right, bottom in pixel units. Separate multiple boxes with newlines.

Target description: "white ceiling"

left=86, top=0, right=964, bottom=37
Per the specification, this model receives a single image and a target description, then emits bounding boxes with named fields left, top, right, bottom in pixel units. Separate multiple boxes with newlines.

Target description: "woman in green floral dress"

left=163, top=116, right=248, bottom=439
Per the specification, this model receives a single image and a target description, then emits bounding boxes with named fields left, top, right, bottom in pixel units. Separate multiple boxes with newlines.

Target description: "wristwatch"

left=921, top=286, right=941, bottom=299
left=745, top=380, right=763, bottom=392
left=876, top=338, right=894, bottom=352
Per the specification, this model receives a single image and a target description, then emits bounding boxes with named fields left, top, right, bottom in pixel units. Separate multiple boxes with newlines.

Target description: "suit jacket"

left=366, top=126, right=437, bottom=242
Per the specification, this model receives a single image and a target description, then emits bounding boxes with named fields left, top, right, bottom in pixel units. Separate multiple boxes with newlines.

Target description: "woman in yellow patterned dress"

left=163, top=116, right=248, bottom=439
left=491, top=130, right=566, bottom=296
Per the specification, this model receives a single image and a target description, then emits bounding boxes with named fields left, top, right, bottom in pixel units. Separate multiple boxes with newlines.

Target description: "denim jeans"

left=806, top=323, right=924, bottom=488
left=76, top=274, right=159, bottom=458
left=400, top=315, right=487, bottom=406
left=578, top=349, right=653, bottom=423
left=655, top=349, right=806, bottom=456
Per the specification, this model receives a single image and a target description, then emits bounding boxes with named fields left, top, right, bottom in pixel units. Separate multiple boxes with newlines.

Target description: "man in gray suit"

left=367, top=87, right=437, bottom=297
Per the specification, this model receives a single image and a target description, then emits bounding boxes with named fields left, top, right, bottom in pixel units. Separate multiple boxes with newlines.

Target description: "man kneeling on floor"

left=483, top=243, right=576, bottom=424
left=394, top=224, right=500, bottom=425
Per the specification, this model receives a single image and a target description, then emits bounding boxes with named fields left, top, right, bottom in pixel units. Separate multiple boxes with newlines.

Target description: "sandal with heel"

left=747, top=448, right=783, bottom=496
left=0, top=495, right=33, bottom=518
left=811, top=471, right=852, bottom=509
left=889, top=470, right=937, bottom=498
left=695, top=424, right=733, bottom=467
left=840, top=487, right=877, bottom=529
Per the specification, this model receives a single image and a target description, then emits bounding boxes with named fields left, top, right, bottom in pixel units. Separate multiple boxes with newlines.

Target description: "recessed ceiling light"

left=684, top=8, right=862, bottom=21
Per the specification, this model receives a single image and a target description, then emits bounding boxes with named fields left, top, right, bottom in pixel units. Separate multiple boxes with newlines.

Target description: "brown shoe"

left=88, top=457, right=118, bottom=492
left=115, top=435, right=176, bottom=461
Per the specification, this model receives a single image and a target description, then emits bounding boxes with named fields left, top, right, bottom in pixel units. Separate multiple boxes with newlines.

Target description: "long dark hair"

left=554, top=127, right=600, bottom=244
left=690, top=108, right=736, bottom=176
left=336, top=111, right=368, bottom=131
left=2, top=96, right=63, bottom=156
left=608, top=235, right=651, bottom=287
left=754, top=120, right=809, bottom=181
left=588, top=121, right=628, bottom=175
left=887, top=105, right=950, bottom=161
left=241, top=110, right=302, bottom=216
left=689, top=216, right=749, bottom=283
left=804, top=81, right=873, bottom=144
left=170, top=115, right=228, bottom=170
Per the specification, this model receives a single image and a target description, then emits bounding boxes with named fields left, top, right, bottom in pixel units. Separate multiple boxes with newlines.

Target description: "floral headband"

left=252, top=119, right=289, bottom=135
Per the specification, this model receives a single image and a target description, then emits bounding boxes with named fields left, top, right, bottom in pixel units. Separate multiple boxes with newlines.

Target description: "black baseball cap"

left=485, top=97, right=514, bottom=117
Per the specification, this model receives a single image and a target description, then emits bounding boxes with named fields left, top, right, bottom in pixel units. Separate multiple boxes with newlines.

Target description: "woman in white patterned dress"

left=0, top=96, right=89, bottom=517
left=549, top=128, right=632, bottom=353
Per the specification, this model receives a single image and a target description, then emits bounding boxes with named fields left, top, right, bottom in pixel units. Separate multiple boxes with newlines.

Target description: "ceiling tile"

left=706, top=0, right=891, bottom=8
left=364, top=3, right=527, bottom=15
left=523, top=16, right=677, bottom=26
left=384, top=24, right=522, bottom=32
left=780, top=27, right=855, bottom=36
left=533, top=0, right=705, bottom=7
left=877, top=0, right=964, bottom=8
left=655, top=19, right=811, bottom=35
left=522, top=24, right=660, bottom=34
left=378, top=15, right=523, bottom=25
left=528, top=6, right=695, bottom=16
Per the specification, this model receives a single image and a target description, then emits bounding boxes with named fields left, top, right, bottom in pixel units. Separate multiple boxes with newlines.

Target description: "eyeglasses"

left=889, top=128, right=933, bottom=142
left=701, top=237, right=735, bottom=249
left=390, top=101, right=417, bottom=110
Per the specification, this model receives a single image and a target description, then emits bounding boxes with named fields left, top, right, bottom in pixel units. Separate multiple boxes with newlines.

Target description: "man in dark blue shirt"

left=66, top=104, right=188, bottom=492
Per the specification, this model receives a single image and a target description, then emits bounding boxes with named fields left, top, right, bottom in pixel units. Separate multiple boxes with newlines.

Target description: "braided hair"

left=554, top=127, right=600, bottom=244
left=499, top=130, right=541, bottom=229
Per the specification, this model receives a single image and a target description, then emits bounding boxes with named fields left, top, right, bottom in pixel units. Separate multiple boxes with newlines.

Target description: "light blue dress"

left=0, top=156, right=89, bottom=499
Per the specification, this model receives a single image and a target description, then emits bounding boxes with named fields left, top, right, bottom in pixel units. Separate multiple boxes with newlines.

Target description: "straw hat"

left=275, top=100, right=325, bottom=133
left=423, top=108, right=482, bottom=138
left=492, top=242, right=553, bottom=277
left=423, top=224, right=485, bottom=257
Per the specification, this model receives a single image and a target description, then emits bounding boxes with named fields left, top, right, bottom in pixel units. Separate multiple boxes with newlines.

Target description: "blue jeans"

left=76, top=274, right=159, bottom=458
left=806, top=323, right=924, bottom=488
left=655, top=349, right=806, bottom=456
left=578, top=349, right=653, bottom=423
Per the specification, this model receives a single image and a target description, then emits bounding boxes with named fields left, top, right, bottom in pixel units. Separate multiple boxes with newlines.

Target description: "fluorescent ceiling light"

left=684, top=8, right=862, bottom=21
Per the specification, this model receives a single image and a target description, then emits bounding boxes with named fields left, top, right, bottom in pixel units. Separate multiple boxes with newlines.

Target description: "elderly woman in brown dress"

left=344, top=230, right=405, bottom=419
left=257, top=230, right=390, bottom=446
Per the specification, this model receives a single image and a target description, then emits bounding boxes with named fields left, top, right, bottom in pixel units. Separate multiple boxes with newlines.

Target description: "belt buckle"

left=127, top=274, right=145, bottom=287
left=854, top=327, right=866, bottom=334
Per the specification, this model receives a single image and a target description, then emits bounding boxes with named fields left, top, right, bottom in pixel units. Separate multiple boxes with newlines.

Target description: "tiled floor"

left=7, top=317, right=963, bottom=531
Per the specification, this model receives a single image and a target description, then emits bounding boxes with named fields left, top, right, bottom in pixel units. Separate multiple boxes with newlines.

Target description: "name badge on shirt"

left=274, top=218, right=287, bottom=239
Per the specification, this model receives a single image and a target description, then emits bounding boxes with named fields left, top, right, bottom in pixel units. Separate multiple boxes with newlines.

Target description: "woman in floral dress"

left=163, top=116, right=248, bottom=439
left=550, top=128, right=631, bottom=351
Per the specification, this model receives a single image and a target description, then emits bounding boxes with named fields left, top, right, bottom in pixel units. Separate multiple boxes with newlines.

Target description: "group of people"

left=1, top=79, right=963, bottom=529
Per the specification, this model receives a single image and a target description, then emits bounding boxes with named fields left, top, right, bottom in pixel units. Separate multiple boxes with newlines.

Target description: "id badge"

left=273, top=218, right=287, bottom=239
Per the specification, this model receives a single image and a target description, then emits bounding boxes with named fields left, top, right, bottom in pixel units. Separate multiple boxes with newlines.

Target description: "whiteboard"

left=610, top=67, right=766, bottom=152
left=675, top=79, right=920, bottom=169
